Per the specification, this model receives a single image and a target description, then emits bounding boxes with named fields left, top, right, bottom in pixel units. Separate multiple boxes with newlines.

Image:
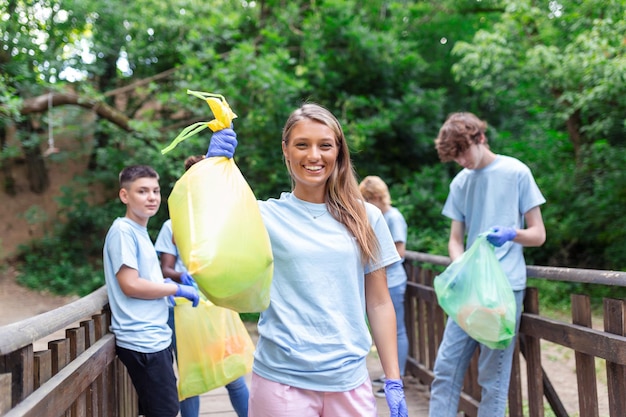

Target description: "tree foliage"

left=1, top=0, right=625, bottom=295
left=452, top=0, right=626, bottom=151
left=449, top=0, right=626, bottom=269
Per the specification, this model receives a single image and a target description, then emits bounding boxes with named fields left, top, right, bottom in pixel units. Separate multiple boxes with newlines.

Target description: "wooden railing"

left=0, top=286, right=137, bottom=417
left=404, top=251, right=626, bottom=417
left=2, top=251, right=626, bottom=416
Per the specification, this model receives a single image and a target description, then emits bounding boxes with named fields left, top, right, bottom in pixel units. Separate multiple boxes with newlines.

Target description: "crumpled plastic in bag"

left=434, top=234, right=517, bottom=349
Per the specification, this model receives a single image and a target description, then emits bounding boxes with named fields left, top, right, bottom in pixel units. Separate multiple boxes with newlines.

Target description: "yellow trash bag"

left=174, top=297, right=255, bottom=400
left=163, top=91, right=273, bottom=312
left=168, top=157, right=273, bottom=312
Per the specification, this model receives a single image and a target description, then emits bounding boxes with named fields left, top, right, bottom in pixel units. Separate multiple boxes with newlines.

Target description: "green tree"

left=450, top=0, right=626, bottom=269
left=3, top=0, right=625, bottom=296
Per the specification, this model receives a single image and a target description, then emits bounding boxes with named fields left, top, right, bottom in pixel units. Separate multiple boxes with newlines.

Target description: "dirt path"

left=0, top=265, right=78, bottom=326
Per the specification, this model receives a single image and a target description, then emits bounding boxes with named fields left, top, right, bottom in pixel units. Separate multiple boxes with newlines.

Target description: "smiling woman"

left=281, top=118, right=338, bottom=204
left=202, top=103, right=409, bottom=417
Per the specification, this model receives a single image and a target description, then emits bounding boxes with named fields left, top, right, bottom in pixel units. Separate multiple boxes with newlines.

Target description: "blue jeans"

left=179, top=376, right=248, bottom=417
left=225, top=376, right=249, bottom=417
left=179, top=396, right=200, bottom=417
left=428, top=290, right=525, bottom=417
left=168, top=308, right=250, bottom=417
left=389, top=282, right=409, bottom=376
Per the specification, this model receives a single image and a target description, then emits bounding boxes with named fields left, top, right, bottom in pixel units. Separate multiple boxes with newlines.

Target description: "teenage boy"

left=429, top=113, right=546, bottom=417
left=103, top=164, right=199, bottom=417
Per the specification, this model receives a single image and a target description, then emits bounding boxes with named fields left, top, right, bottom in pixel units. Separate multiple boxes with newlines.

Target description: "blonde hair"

left=435, top=112, right=488, bottom=162
left=282, top=103, right=379, bottom=263
left=359, top=175, right=391, bottom=206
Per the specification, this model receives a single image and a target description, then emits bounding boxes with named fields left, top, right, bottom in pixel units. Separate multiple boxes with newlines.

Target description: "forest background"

left=1, top=0, right=625, bottom=309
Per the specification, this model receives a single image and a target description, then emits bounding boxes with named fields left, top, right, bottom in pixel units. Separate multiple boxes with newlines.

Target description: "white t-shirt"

left=103, top=217, right=171, bottom=352
left=253, top=192, right=400, bottom=391
left=442, top=155, right=546, bottom=290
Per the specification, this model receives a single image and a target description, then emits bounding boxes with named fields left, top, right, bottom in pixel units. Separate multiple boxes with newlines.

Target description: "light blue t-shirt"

left=253, top=192, right=400, bottom=392
left=442, top=155, right=546, bottom=290
left=103, top=217, right=171, bottom=352
left=154, top=219, right=187, bottom=274
left=383, top=206, right=408, bottom=289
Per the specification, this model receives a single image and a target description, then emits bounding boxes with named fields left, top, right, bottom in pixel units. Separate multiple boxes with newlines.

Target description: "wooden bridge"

left=1, top=250, right=626, bottom=417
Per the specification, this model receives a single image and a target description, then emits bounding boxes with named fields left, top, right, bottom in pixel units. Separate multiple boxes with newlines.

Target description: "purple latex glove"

left=487, top=226, right=517, bottom=247
left=206, top=128, right=237, bottom=159
left=384, top=379, right=408, bottom=417
left=164, top=278, right=199, bottom=307
left=179, top=271, right=195, bottom=287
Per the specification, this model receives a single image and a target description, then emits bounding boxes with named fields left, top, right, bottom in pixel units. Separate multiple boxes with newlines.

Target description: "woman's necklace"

left=299, top=200, right=328, bottom=219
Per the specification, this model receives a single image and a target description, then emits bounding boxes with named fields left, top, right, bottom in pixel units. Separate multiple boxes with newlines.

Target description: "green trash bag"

left=434, top=234, right=517, bottom=349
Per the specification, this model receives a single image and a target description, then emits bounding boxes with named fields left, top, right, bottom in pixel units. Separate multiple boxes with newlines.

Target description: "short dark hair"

left=119, top=165, right=159, bottom=189
left=184, top=155, right=205, bottom=171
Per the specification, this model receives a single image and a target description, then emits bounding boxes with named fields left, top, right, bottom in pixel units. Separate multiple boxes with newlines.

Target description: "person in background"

left=205, top=103, right=408, bottom=417
left=154, top=155, right=250, bottom=417
left=103, top=165, right=199, bottom=417
left=429, top=112, right=546, bottom=417
left=359, top=175, right=409, bottom=398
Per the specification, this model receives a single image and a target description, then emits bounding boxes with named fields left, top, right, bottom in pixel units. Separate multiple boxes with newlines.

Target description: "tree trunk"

left=0, top=124, right=16, bottom=196
left=24, top=145, right=49, bottom=194
left=17, top=92, right=131, bottom=131
left=19, top=122, right=49, bottom=194
left=566, top=109, right=582, bottom=164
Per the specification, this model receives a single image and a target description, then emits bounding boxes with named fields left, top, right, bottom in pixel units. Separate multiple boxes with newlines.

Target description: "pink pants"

left=248, top=372, right=378, bottom=417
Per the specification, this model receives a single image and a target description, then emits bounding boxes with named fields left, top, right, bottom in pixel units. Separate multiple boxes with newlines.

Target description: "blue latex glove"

left=164, top=278, right=200, bottom=307
left=486, top=226, right=517, bottom=247
left=384, top=379, right=408, bottom=417
left=179, top=272, right=195, bottom=287
left=206, top=128, right=237, bottom=159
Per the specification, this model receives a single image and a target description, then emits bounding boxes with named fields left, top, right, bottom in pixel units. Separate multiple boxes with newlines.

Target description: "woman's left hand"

left=384, top=379, right=408, bottom=417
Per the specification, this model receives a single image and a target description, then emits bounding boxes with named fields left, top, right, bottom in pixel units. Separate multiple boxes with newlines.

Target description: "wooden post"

left=522, top=287, right=544, bottom=417
left=33, top=350, right=52, bottom=389
left=603, top=298, right=626, bottom=417
left=49, top=339, right=70, bottom=375
left=0, top=373, right=12, bottom=414
left=50, top=333, right=72, bottom=416
left=1, top=345, right=34, bottom=407
left=572, top=294, right=599, bottom=417
left=67, top=326, right=87, bottom=417
left=508, top=339, right=523, bottom=417
left=91, top=314, right=107, bottom=417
